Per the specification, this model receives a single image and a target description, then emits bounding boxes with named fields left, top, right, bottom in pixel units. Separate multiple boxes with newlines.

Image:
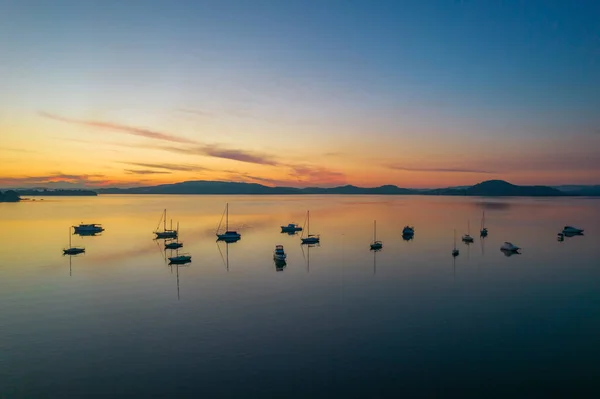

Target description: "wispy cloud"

left=40, top=112, right=198, bottom=144
left=0, top=173, right=109, bottom=188
left=177, top=108, right=215, bottom=117
left=124, top=169, right=172, bottom=175
left=151, top=145, right=281, bottom=166
left=119, top=162, right=210, bottom=172
left=288, top=165, right=347, bottom=186
left=0, top=146, right=40, bottom=154
left=386, top=164, right=495, bottom=174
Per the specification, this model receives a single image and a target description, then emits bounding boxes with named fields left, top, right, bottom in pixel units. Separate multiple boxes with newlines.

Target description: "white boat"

left=281, top=223, right=302, bottom=233
left=370, top=220, right=383, bottom=250
left=500, top=242, right=520, bottom=252
left=462, top=220, right=474, bottom=243
left=63, top=226, right=85, bottom=255
left=216, top=203, right=241, bottom=241
left=273, top=245, right=287, bottom=261
left=452, top=229, right=459, bottom=257
left=300, top=210, right=320, bottom=244
left=480, top=211, right=488, bottom=237
left=154, top=209, right=177, bottom=239
left=562, top=226, right=584, bottom=235
left=402, top=226, right=415, bottom=236
left=74, top=223, right=104, bottom=234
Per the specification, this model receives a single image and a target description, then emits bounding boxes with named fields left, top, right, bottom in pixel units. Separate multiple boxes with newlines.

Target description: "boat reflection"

left=500, top=248, right=521, bottom=257
left=274, top=258, right=287, bottom=271
left=301, top=243, right=318, bottom=273
left=169, top=262, right=189, bottom=300
left=217, top=240, right=237, bottom=272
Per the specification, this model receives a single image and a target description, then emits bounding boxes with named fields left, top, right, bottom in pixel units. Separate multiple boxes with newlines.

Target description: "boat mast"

left=163, top=209, right=166, bottom=232
left=454, top=229, right=456, bottom=250
left=374, top=220, right=376, bottom=241
left=226, top=203, right=229, bottom=231
left=307, top=211, right=310, bottom=236
left=69, top=226, right=72, bottom=248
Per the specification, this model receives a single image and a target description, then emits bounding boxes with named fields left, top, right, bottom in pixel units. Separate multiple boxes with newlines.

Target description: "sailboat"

left=480, top=211, right=488, bottom=237
left=370, top=220, right=383, bottom=250
left=165, top=222, right=183, bottom=249
left=300, top=210, right=320, bottom=244
left=63, top=226, right=85, bottom=255
left=462, top=220, right=474, bottom=243
left=154, top=209, right=178, bottom=239
left=216, top=203, right=241, bottom=241
left=168, top=246, right=191, bottom=264
left=452, top=229, right=459, bottom=257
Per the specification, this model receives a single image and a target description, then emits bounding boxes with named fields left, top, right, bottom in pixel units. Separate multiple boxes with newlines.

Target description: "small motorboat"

left=500, top=242, right=520, bottom=252
left=273, top=245, right=287, bottom=261
left=74, top=223, right=104, bottom=234
left=562, top=226, right=584, bottom=235
left=281, top=223, right=302, bottom=233
left=402, top=226, right=415, bottom=236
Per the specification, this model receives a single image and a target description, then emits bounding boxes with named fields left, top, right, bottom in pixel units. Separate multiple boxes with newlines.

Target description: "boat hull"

left=155, top=231, right=177, bottom=239
left=165, top=243, right=183, bottom=249
left=301, top=237, right=320, bottom=244
left=63, top=248, right=85, bottom=255
left=168, top=256, right=191, bottom=264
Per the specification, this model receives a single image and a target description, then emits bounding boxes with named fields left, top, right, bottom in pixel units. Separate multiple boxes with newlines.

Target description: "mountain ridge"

left=91, top=179, right=596, bottom=197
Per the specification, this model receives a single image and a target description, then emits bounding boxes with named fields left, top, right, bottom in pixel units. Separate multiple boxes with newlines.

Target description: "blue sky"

left=1, top=0, right=599, bottom=187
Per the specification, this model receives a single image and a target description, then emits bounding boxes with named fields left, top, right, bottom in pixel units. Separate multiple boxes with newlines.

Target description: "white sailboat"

left=216, top=203, right=241, bottom=241
left=63, top=226, right=85, bottom=255
left=452, top=229, right=459, bottom=257
left=154, top=209, right=178, bottom=239
left=370, top=220, right=383, bottom=250
left=462, top=220, right=474, bottom=243
left=300, top=210, right=320, bottom=244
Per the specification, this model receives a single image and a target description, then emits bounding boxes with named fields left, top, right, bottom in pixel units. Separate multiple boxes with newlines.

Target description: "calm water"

left=1, top=195, right=600, bottom=397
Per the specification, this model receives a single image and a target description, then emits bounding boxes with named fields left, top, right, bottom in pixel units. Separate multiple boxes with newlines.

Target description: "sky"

left=1, top=0, right=599, bottom=189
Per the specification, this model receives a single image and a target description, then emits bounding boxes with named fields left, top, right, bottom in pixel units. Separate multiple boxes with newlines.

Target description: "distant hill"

left=554, top=185, right=600, bottom=196
left=93, top=179, right=581, bottom=197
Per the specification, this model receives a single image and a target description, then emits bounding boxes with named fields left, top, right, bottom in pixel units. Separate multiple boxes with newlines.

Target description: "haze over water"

left=1, top=195, right=600, bottom=397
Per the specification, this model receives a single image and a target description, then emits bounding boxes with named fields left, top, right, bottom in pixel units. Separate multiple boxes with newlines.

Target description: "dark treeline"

left=0, top=190, right=21, bottom=202
left=15, top=189, right=98, bottom=196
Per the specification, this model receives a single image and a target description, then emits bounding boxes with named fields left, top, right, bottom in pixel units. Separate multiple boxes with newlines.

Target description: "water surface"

left=1, top=195, right=599, bottom=397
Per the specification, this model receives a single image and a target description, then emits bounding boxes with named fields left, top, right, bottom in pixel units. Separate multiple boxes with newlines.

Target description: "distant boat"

left=402, top=226, right=415, bottom=236
left=165, top=222, right=183, bottom=249
left=500, top=242, right=520, bottom=252
left=452, top=229, right=459, bottom=257
left=216, top=203, right=241, bottom=241
left=168, top=253, right=192, bottom=264
left=480, top=211, right=488, bottom=237
left=63, top=226, right=85, bottom=255
left=462, top=220, right=474, bottom=243
left=370, top=220, right=383, bottom=250
left=168, top=242, right=191, bottom=264
left=300, top=210, right=320, bottom=244
left=154, top=209, right=178, bottom=239
left=557, top=232, right=565, bottom=242
left=273, top=245, right=287, bottom=261
left=562, top=226, right=584, bottom=235
left=74, top=223, right=104, bottom=234
left=281, top=223, right=302, bottom=233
